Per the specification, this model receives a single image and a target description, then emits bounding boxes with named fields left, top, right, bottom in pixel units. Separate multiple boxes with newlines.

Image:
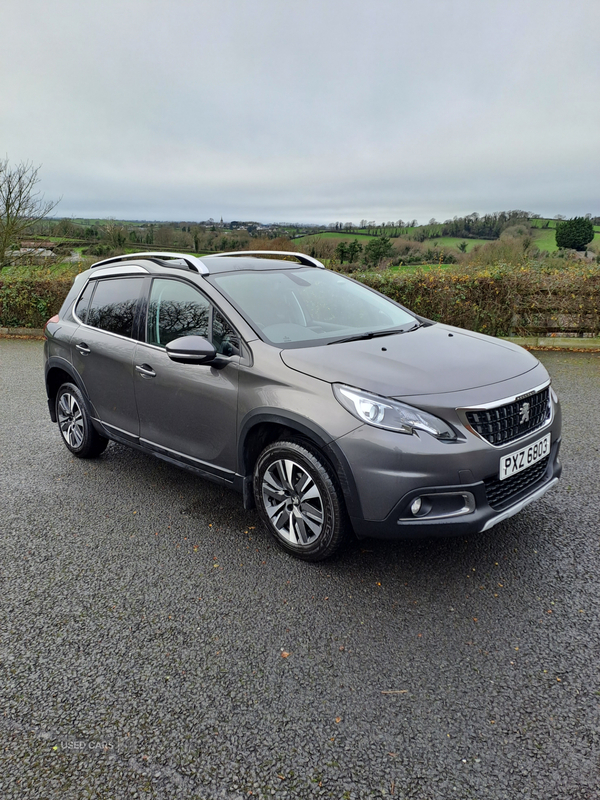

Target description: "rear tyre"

left=253, top=440, right=348, bottom=561
left=56, top=383, right=109, bottom=458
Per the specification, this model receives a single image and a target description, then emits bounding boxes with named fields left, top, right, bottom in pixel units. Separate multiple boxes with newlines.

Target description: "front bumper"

left=349, top=438, right=562, bottom=540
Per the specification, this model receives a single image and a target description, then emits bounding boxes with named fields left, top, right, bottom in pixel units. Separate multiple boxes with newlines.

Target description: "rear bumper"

left=350, top=439, right=562, bottom=540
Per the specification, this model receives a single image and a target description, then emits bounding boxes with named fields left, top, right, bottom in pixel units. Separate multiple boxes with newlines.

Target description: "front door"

left=133, top=278, right=240, bottom=480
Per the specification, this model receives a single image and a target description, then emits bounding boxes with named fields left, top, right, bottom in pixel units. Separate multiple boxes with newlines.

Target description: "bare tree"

left=104, top=219, right=128, bottom=249
left=155, top=226, right=174, bottom=248
left=0, top=158, right=60, bottom=270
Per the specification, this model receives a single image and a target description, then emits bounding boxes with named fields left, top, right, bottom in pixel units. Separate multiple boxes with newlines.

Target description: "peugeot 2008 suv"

left=44, top=251, right=562, bottom=560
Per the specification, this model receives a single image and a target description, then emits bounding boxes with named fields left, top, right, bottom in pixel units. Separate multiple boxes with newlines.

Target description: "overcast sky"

left=1, top=0, right=598, bottom=224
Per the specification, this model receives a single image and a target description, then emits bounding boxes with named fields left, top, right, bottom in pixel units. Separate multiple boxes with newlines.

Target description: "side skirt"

left=97, top=424, right=240, bottom=492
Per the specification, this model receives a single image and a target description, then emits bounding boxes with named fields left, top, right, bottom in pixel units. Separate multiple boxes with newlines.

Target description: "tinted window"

left=74, top=280, right=95, bottom=324
left=147, top=279, right=210, bottom=347
left=86, top=278, right=144, bottom=338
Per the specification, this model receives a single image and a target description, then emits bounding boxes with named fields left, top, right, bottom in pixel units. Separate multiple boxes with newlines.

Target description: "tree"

left=104, top=220, right=127, bottom=249
left=347, top=239, right=362, bottom=262
left=155, top=225, right=174, bottom=247
left=555, top=217, right=595, bottom=251
left=0, top=158, right=60, bottom=270
left=363, top=235, right=393, bottom=267
left=191, top=225, right=201, bottom=253
left=54, top=218, right=79, bottom=238
left=335, top=241, right=348, bottom=263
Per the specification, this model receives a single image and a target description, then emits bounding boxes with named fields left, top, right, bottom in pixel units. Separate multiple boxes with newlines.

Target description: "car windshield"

left=210, top=268, right=417, bottom=347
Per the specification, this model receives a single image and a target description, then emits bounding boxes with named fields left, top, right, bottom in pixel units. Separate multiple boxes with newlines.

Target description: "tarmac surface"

left=1, top=339, right=599, bottom=799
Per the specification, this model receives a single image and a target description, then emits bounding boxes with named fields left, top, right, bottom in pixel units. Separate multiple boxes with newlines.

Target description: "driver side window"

left=146, top=279, right=240, bottom=356
left=147, top=279, right=210, bottom=347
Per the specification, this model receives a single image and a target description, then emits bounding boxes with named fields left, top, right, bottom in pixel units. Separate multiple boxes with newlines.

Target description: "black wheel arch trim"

left=45, top=357, right=97, bottom=423
left=237, top=408, right=363, bottom=519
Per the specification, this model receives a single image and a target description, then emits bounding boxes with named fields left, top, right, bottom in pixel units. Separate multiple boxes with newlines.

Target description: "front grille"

left=485, top=456, right=550, bottom=509
left=465, top=387, right=550, bottom=446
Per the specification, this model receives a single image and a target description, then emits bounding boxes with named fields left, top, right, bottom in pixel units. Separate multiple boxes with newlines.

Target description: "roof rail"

left=204, top=250, right=325, bottom=269
left=91, top=251, right=209, bottom=275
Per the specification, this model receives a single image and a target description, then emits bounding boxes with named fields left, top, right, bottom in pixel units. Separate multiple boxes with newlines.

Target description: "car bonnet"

left=279, top=323, right=539, bottom=398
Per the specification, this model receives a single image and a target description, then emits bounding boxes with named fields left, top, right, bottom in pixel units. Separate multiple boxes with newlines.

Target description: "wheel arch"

left=45, top=358, right=91, bottom=423
left=237, top=410, right=363, bottom=518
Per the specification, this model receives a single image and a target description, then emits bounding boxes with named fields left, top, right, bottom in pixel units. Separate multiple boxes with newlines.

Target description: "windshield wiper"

left=327, top=322, right=421, bottom=345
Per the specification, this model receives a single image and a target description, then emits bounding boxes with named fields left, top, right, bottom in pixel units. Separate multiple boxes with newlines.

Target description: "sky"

left=1, top=0, right=598, bottom=225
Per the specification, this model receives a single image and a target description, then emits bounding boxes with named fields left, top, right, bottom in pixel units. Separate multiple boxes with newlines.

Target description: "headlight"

left=333, top=384, right=456, bottom=440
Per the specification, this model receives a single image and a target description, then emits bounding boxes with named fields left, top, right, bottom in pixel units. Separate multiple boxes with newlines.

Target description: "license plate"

left=499, top=433, right=551, bottom=480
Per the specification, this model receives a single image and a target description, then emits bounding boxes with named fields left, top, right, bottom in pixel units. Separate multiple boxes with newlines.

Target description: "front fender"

left=237, top=408, right=364, bottom=518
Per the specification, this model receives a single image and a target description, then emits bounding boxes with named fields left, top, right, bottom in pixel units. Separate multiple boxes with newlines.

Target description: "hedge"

left=1, top=265, right=599, bottom=336
left=0, top=277, right=74, bottom=329
left=354, top=265, right=600, bottom=337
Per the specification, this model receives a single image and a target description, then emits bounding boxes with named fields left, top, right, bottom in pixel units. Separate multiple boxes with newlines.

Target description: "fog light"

left=410, top=497, right=422, bottom=516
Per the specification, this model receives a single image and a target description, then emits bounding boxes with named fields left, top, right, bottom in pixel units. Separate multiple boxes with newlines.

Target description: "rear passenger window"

left=86, top=278, right=144, bottom=338
left=74, top=281, right=95, bottom=324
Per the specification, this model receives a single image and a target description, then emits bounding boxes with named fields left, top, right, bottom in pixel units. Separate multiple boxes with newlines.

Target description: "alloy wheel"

left=261, top=458, right=325, bottom=546
left=57, top=392, right=85, bottom=449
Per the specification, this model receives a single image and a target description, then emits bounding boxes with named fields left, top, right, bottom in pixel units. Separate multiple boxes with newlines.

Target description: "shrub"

left=0, top=276, right=73, bottom=328
left=353, top=263, right=600, bottom=337
left=555, top=217, right=595, bottom=251
left=465, top=236, right=538, bottom=267
left=84, top=243, right=118, bottom=257
left=332, top=261, right=362, bottom=274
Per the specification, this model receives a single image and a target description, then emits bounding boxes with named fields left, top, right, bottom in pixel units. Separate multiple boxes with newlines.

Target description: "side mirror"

left=166, top=335, right=217, bottom=365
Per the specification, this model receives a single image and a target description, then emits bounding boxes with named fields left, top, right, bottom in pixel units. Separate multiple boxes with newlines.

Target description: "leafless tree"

left=0, top=158, right=60, bottom=270
left=104, top=219, right=128, bottom=249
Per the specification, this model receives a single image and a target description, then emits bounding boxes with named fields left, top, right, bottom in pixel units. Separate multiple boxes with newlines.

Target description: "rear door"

left=72, top=276, right=145, bottom=440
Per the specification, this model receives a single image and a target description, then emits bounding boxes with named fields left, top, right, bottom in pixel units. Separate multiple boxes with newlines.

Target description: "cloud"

left=2, top=0, right=598, bottom=222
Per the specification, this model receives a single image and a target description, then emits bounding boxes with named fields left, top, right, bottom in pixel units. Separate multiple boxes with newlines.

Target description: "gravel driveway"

left=1, top=339, right=599, bottom=799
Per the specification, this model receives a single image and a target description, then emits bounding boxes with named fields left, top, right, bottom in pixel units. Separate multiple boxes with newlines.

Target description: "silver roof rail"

left=91, top=251, right=209, bottom=275
left=204, top=250, right=325, bottom=269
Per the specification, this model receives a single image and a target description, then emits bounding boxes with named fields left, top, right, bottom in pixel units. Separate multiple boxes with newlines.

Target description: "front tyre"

left=253, top=440, right=348, bottom=561
left=56, top=383, right=109, bottom=458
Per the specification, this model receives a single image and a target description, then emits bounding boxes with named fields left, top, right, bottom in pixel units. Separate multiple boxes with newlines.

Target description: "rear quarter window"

left=74, top=280, right=95, bottom=324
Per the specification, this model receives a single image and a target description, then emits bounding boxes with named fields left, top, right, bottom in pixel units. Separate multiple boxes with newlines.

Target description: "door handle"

left=135, top=364, right=156, bottom=378
left=75, top=342, right=91, bottom=354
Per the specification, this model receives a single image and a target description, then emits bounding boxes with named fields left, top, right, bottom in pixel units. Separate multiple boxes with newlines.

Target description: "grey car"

left=44, top=250, right=562, bottom=561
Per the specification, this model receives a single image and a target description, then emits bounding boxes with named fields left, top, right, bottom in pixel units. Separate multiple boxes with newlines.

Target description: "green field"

left=293, top=231, right=381, bottom=244
left=532, top=227, right=600, bottom=252
left=530, top=217, right=600, bottom=231
left=430, top=227, right=600, bottom=254
left=293, top=229, right=600, bottom=255
left=533, top=228, right=558, bottom=252
left=529, top=218, right=558, bottom=229
left=423, top=236, right=491, bottom=252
